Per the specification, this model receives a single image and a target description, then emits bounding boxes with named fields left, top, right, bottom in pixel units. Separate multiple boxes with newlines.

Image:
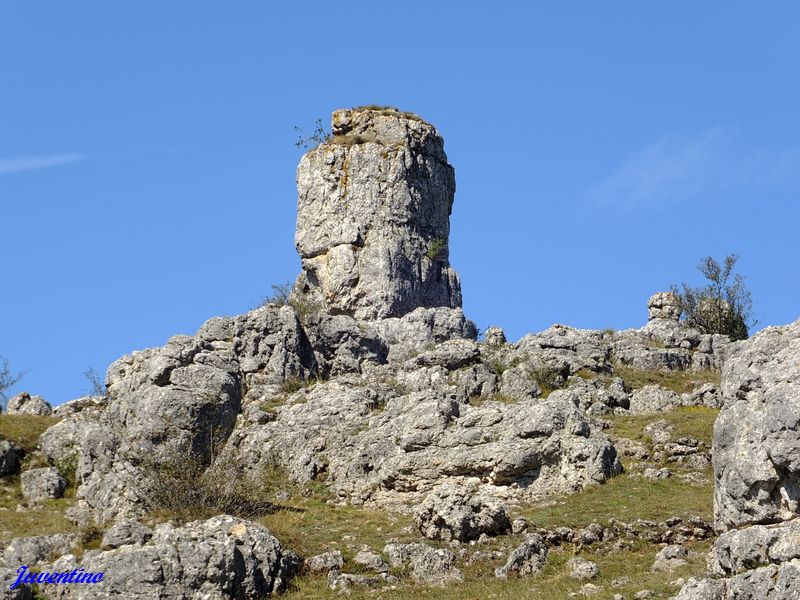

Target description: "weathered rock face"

left=673, top=319, right=800, bottom=599
left=225, top=379, right=620, bottom=508
left=713, top=319, right=800, bottom=530
left=293, top=107, right=463, bottom=320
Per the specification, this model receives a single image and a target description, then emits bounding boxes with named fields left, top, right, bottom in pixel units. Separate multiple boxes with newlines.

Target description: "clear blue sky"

left=2, top=2, right=799, bottom=405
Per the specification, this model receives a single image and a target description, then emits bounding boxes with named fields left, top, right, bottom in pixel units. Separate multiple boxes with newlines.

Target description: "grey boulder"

left=0, top=440, right=22, bottom=476
left=415, top=482, right=510, bottom=542
left=42, top=515, right=297, bottom=599
left=6, top=393, right=52, bottom=416
left=494, top=533, right=548, bottom=578
left=20, top=467, right=66, bottom=502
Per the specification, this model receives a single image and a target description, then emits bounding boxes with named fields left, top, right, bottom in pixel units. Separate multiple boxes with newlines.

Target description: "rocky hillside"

left=1, top=106, right=797, bottom=599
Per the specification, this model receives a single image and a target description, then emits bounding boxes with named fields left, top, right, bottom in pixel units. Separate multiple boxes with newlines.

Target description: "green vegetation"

left=612, top=363, right=720, bottom=395
left=0, top=477, right=77, bottom=541
left=518, top=477, right=712, bottom=529
left=143, top=457, right=279, bottom=523
left=426, top=238, right=446, bottom=261
left=607, top=405, right=719, bottom=448
left=672, top=253, right=755, bottom=341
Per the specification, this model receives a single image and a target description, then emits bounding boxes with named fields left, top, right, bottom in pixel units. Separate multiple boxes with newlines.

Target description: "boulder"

left=568, top=556, right=599, bottom=580
left=494, top=534, right=548, bottom=578
left=383, top=542, right=463, bottom=586
left=0, top=568, right=34, bottom=600
left=20, top=467, right=66, bottom=502
left=0, top=440, right=22, bottom=476
left=651, top=544, right=688, bottom=571
left=353, top=550, right=389, bottom=573
left=414, top=482, right=510, bottom=542
left=6, top=393, right=52, bottom=416
left=2, top=533, right=79, bottom=567
left=305, top=550, right=344, bottom=573
left=629, top=385, right=682, bottom=414
left=647, top=292, right=681, bottom=322
left=484, top=327, right=507, bottom=347
left=41, top=515, right=297, bottom=599
left=100, top=520, right=153, bottom=549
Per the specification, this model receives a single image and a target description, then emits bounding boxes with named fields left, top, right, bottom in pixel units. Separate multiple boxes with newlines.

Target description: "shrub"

left=142, top=454, right=278, bottom=522
left=294, top=118, right=331, bottom=150
left=671, top=253, right=755, bottom=341
left=426, top=238, right=446, bottom=260
left=262, top=281, right=292, bottom=306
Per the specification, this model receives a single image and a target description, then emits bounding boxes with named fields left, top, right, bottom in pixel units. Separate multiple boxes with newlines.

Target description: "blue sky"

left=2, top=2, right=799, bottom=405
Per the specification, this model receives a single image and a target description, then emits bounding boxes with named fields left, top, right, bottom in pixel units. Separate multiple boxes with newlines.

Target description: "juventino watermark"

left=10, top=565, right=104, bottom=590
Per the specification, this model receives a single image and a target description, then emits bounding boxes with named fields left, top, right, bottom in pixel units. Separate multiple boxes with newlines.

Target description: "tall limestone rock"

left=293, top=107, right=463, bottom=320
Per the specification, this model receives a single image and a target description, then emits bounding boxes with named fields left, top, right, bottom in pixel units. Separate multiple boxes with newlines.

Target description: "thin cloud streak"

left=0, top=153, right=85, bottom=175
left=589, top=128, right=800, bottom=210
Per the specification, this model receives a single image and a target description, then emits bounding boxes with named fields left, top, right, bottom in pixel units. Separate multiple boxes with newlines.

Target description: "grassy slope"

left=0, top=389, right=718, bottom=600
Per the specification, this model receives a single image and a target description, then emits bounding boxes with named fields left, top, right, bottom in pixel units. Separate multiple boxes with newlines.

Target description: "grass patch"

left=0, top=414, right=60, bottom=451
left=606, top=406, right=719, bottom=448
left=280, top=537, right=709, bottom=599
left=0, top=477, right=76, bottom=542
left=517, top=475, right=713, bottom=530
left=612, top=363, right=720, bottom=395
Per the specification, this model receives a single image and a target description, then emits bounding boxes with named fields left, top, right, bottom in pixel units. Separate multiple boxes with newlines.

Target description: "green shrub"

left=426, top=238, right=446, bottom=260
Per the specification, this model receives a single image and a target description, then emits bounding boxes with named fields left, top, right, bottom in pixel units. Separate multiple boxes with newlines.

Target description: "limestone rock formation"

left=647, top=291, right=681, bottom=322
left=293, top=107, right=463, bottom=321
left=414, top=482, right=511, bottom=542
left=384, top=542, right=463, bottom=586
left=2, top=533, right=79, bottom=567
left=672, top=319, right=800, bottom=598
left=494, top=533, right=548, bottom=578
left=713, top=319, right=800, bottom=530
left=6, top=392, right=52, bottom=416
left=40, top=516, right=297, bottom=600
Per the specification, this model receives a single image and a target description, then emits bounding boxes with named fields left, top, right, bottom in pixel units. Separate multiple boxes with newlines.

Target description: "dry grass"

left=0, top=476, right=77, bottom=542
left=0, top=414, right=60, bottom=451
left=607, top=406, right=719, bottom=448
left=612, top=363, right=720, bottom=394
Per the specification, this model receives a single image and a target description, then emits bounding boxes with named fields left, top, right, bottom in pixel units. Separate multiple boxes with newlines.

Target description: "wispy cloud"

left=588, top=128, right=800, bottom=210
left=0, top=153, right=85, bottom=175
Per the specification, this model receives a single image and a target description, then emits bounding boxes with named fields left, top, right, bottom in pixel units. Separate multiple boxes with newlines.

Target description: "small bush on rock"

left=671, top=253, right=755, bottom=340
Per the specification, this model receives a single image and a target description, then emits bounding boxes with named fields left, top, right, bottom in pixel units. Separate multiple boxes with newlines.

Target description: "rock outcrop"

left=6, top=392, right=52, bottom=416
left=25, top=107, right=755, bottom=599
left=38, top=516, right=297, bottom=600
left=293, top=107, right=463, bottom=321
left=673, top=320, right=800, bottom=598
left=713, top=319, right=800, bottom=530
left=647, top=292, right=681, bottom=322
